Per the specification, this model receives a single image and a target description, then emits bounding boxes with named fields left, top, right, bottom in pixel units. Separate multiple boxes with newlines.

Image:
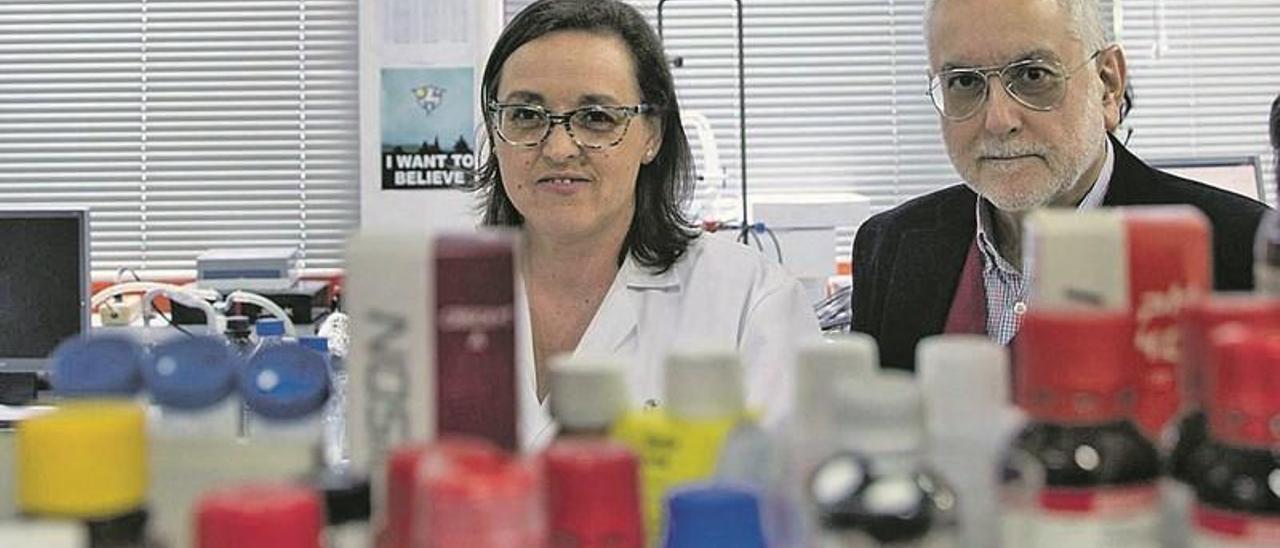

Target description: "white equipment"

left=196, top=248, right=299, bottom=292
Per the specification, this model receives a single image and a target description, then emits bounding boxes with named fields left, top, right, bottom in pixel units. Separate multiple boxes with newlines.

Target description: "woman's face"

left=494, top=30, right=661, bottom=244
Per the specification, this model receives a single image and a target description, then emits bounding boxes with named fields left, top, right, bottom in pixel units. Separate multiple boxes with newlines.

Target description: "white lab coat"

left=518, top=234, right=822, bottom=451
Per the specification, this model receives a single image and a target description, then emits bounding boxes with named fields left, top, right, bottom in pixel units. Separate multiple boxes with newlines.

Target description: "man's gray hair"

left=924, top=0, right=1109, bottom=56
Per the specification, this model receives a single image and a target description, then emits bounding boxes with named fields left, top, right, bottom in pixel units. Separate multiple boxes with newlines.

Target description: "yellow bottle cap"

left=17, top=401, right=148, bottom=518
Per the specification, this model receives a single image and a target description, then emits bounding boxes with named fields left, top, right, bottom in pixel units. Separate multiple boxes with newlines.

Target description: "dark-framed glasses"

left=927, top=48, right=1107, bottom=121
left=487, top=102, right=653, bottom=149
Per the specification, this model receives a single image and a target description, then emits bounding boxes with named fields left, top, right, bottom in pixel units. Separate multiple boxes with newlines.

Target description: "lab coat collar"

left=575, top=251, right=679, bottom=354
left=620, top=251, right=682, bottom=290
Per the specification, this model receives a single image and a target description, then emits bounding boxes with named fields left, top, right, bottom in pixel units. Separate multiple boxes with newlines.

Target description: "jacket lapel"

left=878, top=194, right=977, bottom=368
left=1101, top=134, right=1157, bottom=207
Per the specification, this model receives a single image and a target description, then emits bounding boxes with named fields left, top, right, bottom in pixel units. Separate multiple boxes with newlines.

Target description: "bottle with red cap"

left=1002, top=308, right=1162, bottom=548
left=1190, top=326, right=1280, bottom=547
left=411, top=439, right=546, bottom=548
left=1166, top=296, right=1280, bottom=548
left=377, top=438, right=501, bottom=548
left=195, top=483, right=323, bottom=548
left=544, top=439, right=644, bottom=548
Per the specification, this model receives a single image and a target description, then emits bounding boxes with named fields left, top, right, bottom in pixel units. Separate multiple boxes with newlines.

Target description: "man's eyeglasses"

left=487, top=102, right=653, bottom=149
left=927, top=48, right=1108, bottom=121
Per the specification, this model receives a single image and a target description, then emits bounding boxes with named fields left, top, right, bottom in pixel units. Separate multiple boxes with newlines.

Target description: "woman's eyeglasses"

left=487, top=103, right=653, bottom=149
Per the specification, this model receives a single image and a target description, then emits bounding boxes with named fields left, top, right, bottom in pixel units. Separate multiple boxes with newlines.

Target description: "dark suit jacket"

left=851, top=136, right=1270, bottom=372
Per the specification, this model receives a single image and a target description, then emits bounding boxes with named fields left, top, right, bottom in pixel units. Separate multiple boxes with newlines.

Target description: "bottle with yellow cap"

left=611, top=348, right=751, bottom=544
left=15, top=400, right=162, bottom=547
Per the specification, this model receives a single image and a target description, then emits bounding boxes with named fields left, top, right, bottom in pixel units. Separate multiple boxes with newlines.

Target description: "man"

left=851, top=0, right=1269, bottom=371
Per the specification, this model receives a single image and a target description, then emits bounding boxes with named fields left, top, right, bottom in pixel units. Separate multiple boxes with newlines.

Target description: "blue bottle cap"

left=299, top=336, right=329, bottom=354
left=239, top=344, right=329, bottom=420
left=664, top=483, right=768, bottom=548
left=254, top=318, right=286, bottom=337
left=143, top=335, right=238, bottom=410
left=50, top=334, right=145, bottom=397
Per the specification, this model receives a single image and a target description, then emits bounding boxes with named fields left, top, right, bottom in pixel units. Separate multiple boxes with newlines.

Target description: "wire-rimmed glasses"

left=928, top=48, right=1108, bottom=121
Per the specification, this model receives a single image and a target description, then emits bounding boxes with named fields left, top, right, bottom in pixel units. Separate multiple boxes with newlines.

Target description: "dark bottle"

left=1165, top=296, right=1280, bottom=548
left=1190, top=325, right=1280, bottom=546
left=1002, top=309, right=1161, bottom=548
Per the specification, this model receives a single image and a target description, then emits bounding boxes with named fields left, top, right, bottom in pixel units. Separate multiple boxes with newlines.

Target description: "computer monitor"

left=0, top=208, right=90, bottom=373
left=1149, top=156, right=1266, bottom=204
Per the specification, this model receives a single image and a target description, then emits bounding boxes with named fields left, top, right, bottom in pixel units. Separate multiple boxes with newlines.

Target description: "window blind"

left=505, top=0, right=1279, bottom=263
left=0, top=0, right=359, bottom=279
left=1117, top=0, right=1280, bottom=206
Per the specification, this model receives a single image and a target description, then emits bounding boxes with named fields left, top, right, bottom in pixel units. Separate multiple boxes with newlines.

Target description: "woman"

left=477, top=0, right=819, bottom=447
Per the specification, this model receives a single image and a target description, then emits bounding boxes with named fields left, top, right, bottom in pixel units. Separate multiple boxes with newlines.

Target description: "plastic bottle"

left=1189, top=326, right=1280, bottom=547
left=763, top=334, right=881, bottom=547
left=808, top=372, right=958, bottom=547
left=1002, top=309, right=1161, bottom=548
left=611, top=349, right=749, bottom=542
left=411, top=441, right=545, bottom=548
left=195, top=483, right=324, bottom=548
left=918, top=335, right=1017, bottom=548
left=16, top=401, right=157, bottom=548
left=239, top=341, right=330, bottom=443
left=663, top=483, right=769, bottom=548
left=146, top=335, right=319, bottom=547
left=379, top=438, right=501, bottom=548
left=142, top=334, right=241, bottom=439
left=548, top=353, right=629, bottom=439
left=1166, top=295, right=1280, bottom=548
left=49, top=333, right=146, bottom=399
left=544, top=439, right=645, bottom=548
left=301, top=335, right=349, bottom=468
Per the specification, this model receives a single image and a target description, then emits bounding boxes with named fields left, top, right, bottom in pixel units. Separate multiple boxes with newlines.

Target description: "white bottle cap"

left=548, top=353, right=629, bottom=432
left=831, top=371, right=925, bottom=455
left=794, top=334, right=879, bottom=424
left=664, top=348, right=744, bottom=420
left=916, top=335, right=1010, bottom=441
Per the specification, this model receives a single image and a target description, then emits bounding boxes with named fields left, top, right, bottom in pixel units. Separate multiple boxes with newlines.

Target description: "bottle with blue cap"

left=240, top=336, right=331, bottom=444
left=142, top=334, right=241, bottom=439
left=50, top=333, right=146, bottom=400
left=251, top=317, right=292, bottom=351
left=664, top=482, right=769, bottom=548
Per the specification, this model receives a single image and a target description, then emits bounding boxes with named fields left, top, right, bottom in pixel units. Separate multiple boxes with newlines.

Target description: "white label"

left=1002, top=486, right=1160, bottom=548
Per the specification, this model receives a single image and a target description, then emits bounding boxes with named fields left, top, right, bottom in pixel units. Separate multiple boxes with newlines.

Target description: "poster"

left=381, top=67, right=477, bottom=190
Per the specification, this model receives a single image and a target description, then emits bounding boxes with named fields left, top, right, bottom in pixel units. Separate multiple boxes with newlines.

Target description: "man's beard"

left=952, top=103, right=1106, bottom=212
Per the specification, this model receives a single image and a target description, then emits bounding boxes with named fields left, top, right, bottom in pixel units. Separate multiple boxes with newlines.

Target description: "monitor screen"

left=1150, top=157, right=1265, bottom=203
left=0, top=208, right=89, bottom=372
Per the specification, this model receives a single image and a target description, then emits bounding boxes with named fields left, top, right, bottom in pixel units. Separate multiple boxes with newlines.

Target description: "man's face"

left=928, top=0, right=1112, bottom=212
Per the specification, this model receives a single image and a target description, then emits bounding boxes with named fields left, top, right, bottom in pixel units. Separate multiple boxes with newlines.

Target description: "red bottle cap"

left=1015, top=308, right=1138, bottom=423
left=196, top=484, right=323, bottom=548
left=1206, top=326, right=1280, bottom=448
left=544, top=439, right=644, bottom=548
left=1179, top=295, right=1280, bottom=405
left=381, top=437, right=500, bottom=548
left=414, top=443, right=545, bottom=548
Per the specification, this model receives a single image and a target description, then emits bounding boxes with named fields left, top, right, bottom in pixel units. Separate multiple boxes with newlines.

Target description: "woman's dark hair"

left=476, top=0, right=697, bottom=272
left=1270, top=94, right=1280, bottom=152
left=1271, top=94, right=1280, bottom=194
